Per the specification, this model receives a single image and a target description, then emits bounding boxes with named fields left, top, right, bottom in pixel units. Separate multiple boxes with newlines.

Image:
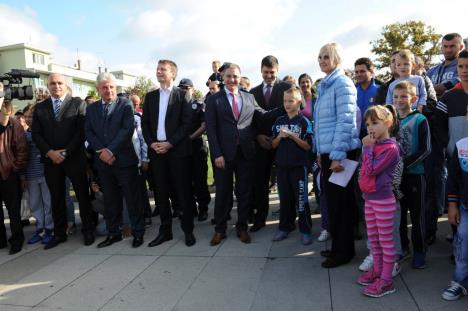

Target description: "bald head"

left=130, top=94, right=141, bottom=109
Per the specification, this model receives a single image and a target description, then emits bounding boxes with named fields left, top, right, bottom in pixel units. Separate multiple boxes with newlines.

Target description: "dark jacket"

left=141, top=87, right=192, bottom=158
left=0, top=117, right=28, bottom=180
left=447, top=137, right=468, bottom=209
left=85, top=97, right=138, bottom=169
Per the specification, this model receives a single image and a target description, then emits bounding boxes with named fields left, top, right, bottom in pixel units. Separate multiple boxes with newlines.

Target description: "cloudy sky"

left=0, top=0, right=466, bottom=91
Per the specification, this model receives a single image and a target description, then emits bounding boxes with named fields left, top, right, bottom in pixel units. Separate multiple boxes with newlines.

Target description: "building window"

left=34, top=78, right=46, bottom=88
left=32, top=53, right=45, bottom=65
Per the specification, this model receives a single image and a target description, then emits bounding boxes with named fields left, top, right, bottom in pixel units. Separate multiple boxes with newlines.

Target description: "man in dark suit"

left=141, top=59, right=195, bottom=247
left=249, top=56, right=291, bottom=232
left=32, top=73, right=95, bottom=249
left=206, top=63, right=282, bottom=245
left=85, top=72, right=145, bottom=248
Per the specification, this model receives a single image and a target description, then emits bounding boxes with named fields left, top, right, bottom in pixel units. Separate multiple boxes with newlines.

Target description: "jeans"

left=27, top=177, right=53, bottom=231
left=453, top=205, right=468, bottom=288
left=65, top=177, right=75, bottom=224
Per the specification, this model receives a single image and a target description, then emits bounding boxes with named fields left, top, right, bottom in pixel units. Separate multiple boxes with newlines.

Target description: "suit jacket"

left=32, top=95, right=86, bottom=162
left=250, top=80, right=290, bottom=135
left=205, top=89, right=267, bottom=162
left=85, top=97, right=138, bottom=169
left=141, top=86, right=192, bottom=158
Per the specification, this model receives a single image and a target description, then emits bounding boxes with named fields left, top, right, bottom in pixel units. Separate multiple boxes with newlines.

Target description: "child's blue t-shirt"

left=385, top=75, right=427, bottom=108
left=272, top=113, right=312, bottom=167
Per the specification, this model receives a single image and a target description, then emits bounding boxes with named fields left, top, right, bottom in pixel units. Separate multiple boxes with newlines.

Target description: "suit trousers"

left=44, top=155, right=94, bottom=238
left=99, top=165, right=144, bottom=237
left=214, top=147, right=253, bottom=234
left=151, top=154, right=194, bottom=234
left=251, top=143, right=275, bottom=225
left=0, top=172, right=24, bottom=247
left=191, top=140, right=211, bottom=214
left=321, top=151, right=358, bottom=262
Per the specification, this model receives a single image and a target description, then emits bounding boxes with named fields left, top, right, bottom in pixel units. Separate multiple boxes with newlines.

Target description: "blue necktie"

left=103, top=103, right=110, bottom=117
left=53, top=99, right=61, bottom=119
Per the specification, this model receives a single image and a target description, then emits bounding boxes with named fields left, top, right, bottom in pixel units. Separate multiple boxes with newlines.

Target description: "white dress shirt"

left=224, top=87, right=243, bottom=113
left=157, top=85, right=173, bottom=140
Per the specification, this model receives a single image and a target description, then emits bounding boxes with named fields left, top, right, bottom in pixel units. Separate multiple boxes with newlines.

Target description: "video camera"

left=0, top=69, right=40, bottom=100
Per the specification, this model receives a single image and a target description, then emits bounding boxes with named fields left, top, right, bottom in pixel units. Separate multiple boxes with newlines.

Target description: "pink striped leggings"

left=365, top=197, right=396, bottom=281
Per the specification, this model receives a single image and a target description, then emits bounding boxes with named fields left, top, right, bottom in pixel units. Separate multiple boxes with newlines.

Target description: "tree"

left=87, top=89, right=98, bottom=98
left=371, top=21, right=441, bottom=72
left=125, top=76, right=156, bottom=102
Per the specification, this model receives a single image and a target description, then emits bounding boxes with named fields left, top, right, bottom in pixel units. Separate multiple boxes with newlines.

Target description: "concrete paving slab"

left=173, top=256, right=266, bottom=311
left=165, top=223, right=221, bottom=257
left=0, top=306, right=31, bottom=311
left=250, top=257, right=331, bottom=311
left=401, top=256, right=468, bottom=311
left=0, top=254, right=109, bottom=307
left=100, top=256, right=209, bottom=311
left=37, top=255, right=157, bottom=311
left=329, top=262, right=419, bottom=311
left=214, top=226, right=273, bottom=258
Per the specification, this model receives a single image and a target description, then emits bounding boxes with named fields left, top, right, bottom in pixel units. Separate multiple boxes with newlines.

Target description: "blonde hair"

left=318, top=43, right=343, bottom=67
left=394, top=80, right=417, bottom=96
left=364, top=105, right=395, bottom=129
left=397, top=49, right=416, bottom=64
left=284, top=86, right=303, bottom=102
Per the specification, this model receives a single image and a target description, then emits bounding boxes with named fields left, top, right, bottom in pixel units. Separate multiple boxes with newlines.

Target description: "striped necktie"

left=53, top=99, right=62, bottom=119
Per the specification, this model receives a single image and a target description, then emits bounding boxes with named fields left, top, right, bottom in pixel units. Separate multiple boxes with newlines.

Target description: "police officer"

left=178, top=78, right=211, bottom=221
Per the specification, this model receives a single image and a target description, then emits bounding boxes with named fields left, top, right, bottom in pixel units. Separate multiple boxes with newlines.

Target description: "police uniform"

left=272, top=113, right=313, bottom=234
left=190, top=100, right=211, bottom=218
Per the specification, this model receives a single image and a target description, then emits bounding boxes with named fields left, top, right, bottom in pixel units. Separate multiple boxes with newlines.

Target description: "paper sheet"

left=328, top=159, right=359, bottom=188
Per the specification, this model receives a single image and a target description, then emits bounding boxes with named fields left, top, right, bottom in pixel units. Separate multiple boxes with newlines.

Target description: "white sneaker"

left=359, top=255, right=374, bottom=272
left=392, top=262, right=402, bottom=277
left=317, top=230, right=329, bottom=242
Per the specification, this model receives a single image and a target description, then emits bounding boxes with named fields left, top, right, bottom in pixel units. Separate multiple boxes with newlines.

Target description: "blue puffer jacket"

left=313, top=68, right=360, bottom=160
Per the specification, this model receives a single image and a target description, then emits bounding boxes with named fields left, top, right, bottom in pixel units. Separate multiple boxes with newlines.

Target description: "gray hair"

left=96, top=72, right=117, bottom=87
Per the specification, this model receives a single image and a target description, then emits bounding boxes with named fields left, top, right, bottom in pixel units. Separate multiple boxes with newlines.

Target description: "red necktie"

left=231, top=92, right=240, bottom=120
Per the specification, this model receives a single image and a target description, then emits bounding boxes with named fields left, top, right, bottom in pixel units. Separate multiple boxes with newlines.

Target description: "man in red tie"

left=205, top=63, right=283, bottom=245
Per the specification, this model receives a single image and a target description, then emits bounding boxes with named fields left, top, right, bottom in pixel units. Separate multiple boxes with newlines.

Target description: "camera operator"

left=0, top=82, right=28, bottom=255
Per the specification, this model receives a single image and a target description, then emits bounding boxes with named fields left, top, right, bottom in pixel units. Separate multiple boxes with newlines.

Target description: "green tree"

left=125, top=76, right=156, bottom=102
left=371, top=21, right=441, bottom=73
left=87, top=89, right=98, bottom=98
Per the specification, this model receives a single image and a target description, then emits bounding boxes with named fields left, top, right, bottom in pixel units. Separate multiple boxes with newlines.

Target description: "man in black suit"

left=206, top=63, right=282, bottom=245
left=32, top=73, right=95, bottom=249
left=141, top=59, right=195, bottom=247
left=85, top=72, right=144, bottom=248
left=249, top=56, right=291, bottom=232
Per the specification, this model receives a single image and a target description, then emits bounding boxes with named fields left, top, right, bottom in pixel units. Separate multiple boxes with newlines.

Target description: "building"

left=0, top=43, right=137, bottom=108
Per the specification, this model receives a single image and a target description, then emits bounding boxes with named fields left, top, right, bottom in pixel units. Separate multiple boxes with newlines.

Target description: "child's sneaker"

left=41, top=229, right=54, bottom=245
left=301, top=233, right=312, bottom=245
left=392, top=262, right=402, bottom=277
left=358, top=255, right=374, bottom=272
left=272, top=230, right=289, bottom=241
left=357, top=269, right=379, bottom=286
left=317, top=230, right=329, bottom=242
left=363, top=278, right=396, bottom=298
left=28, top=230, right=43, bottom=244
left=442, top=281, right=467, bottom=301
left=412, top=252, right=426, bottom=269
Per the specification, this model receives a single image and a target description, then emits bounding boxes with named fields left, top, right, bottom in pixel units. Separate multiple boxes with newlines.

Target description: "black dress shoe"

left=320, top=250, right=332, bottom=258
left=321, top=257, right=351, bottom=268
left=44, top=236, right=67, bottom=250
left=83, top=232, right=95, bottom=246
left=132, top=236, right=144, bottom=248
left=185, top=233, right=196, bottom=247
left=148, top=233, right=173, bottom=247
left=97, top=235, right=122, bottom=248
left=249, top=223, right=265, bottom=233
left=152, top=207, right=160, bottom=217
left=9, top=245, right=22, bottom=255
left=197, top=211, right=208, bottom=222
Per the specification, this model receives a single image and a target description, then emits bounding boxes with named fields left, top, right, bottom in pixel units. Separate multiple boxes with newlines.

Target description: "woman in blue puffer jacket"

left=314, top=42, right=361, bottom=268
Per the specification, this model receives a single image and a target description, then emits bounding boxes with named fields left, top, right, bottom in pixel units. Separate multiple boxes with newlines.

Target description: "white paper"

left=328, top=159, right=359, bottom=188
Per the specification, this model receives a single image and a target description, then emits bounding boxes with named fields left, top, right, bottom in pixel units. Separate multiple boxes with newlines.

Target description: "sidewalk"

left=0, top=192, right=466, bottom=311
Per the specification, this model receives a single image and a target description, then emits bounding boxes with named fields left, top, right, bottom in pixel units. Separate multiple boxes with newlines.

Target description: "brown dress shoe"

left=238, top=231, right=251, bottom=244
left=210, top=233, right=226, bottom=246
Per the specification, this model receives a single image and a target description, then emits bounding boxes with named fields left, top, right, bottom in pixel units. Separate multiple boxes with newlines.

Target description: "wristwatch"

left=60, top=150, right=67, bottom=157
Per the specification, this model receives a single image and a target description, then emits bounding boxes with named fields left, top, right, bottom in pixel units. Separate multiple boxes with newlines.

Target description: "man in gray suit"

left=206, top=63, right=282, bottom=245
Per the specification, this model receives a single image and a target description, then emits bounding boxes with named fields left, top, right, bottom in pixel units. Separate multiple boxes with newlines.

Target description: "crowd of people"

left=0, top=32, right=467, bottom=301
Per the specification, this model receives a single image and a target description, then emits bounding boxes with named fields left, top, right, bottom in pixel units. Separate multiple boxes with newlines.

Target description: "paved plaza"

left=0, top=192, right=466, bottom=311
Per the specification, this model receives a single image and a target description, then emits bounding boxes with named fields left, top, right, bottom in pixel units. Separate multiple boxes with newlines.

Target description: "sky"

left=0, top=0, right=466, bottom=92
